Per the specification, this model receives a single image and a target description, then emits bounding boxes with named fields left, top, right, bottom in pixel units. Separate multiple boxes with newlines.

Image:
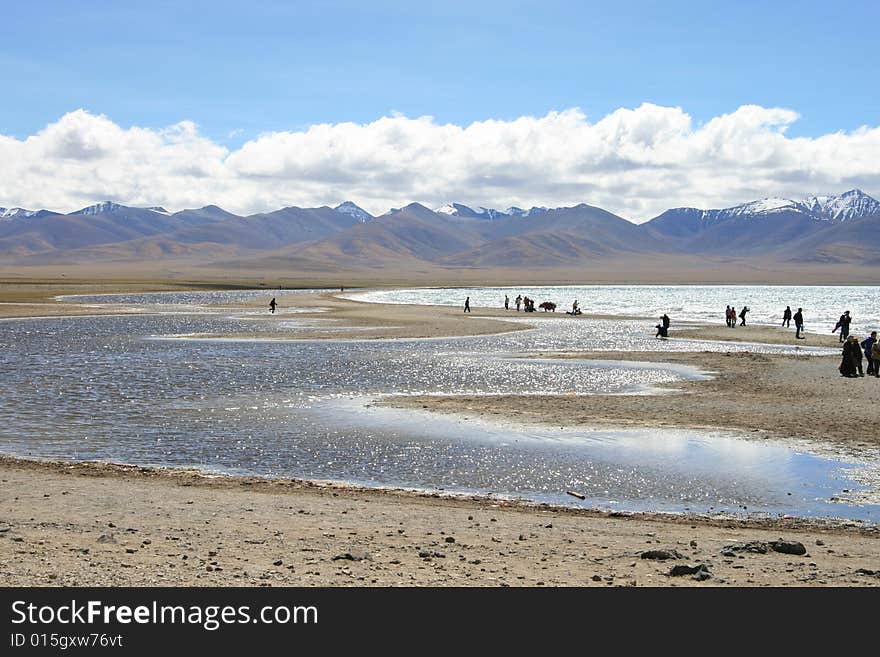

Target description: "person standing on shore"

left=464, top=296, right=471, bottom=313
left=862, top=331, right=878, bottom=376
left=504, top=294, right=509, bottom=310
left=661, top=313, right=670, bottom=331
left=269, top=297, right=277, bottom=314
left=739, top=306, right=749, bottom=326
left=794, top=308, right=805, bottom=339
left=782, top=306, right=792, bottom=327
left=729, top=306, right=737, bottom=328
left=840, top=335, right=864, bottom=377
left=725, top=305, right=732, bottom=327
left=833, top=311, right=852, bottom=342
left=515, top=295, right=522, bottom=311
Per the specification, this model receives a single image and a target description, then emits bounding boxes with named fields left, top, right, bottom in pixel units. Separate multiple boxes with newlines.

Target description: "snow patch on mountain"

left=334, top=201, right=372, bottom=222
left=0, top=207, right=40, bottom=220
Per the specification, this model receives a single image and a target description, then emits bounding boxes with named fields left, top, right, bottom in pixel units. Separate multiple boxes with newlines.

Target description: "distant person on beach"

left=725, top=305, right=732, bottom=327
left=873, top=340, right=880, bottom=378
left=840, top=335, right=863, bottom=377
left=464, top=296, right=471, bottom=313
left=655, top=322, right=668, bottom=338
left=504, top=294, right=509, bottom=310
left=571, top=300, right=580, bottom=315
left=739, top=306, right=749, bottom=326
left=794, top=308, right=805, bottom=339
left=269, top=297, right=277, bottom=314
left=862, top=331, right=878, bottom=376
left=729, top=306, right=737, bottom=328
left=515, top=295, right=522, bottom=311
left=782, top=306, right=792, bottom=327
left=833, top=311, right=851, bottom=342
left=661, top=313, right=670, bottom=330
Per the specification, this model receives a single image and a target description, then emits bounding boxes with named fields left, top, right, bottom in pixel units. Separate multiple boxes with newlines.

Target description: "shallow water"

left=2, top=289, right=877, bottom=522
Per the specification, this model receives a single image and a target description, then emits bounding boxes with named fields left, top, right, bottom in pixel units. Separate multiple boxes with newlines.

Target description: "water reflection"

left=0, top=289, right=874, bottom=522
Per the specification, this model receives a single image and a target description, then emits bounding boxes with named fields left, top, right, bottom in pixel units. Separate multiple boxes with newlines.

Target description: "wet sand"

left=1, top=280, right=879, bottom=587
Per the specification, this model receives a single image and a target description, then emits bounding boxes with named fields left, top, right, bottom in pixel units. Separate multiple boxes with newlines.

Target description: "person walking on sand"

left=504, top=294, right=509, bottom=310
left=794, top=307, right=805, bottom=339
left=661, top=313, right=670, bottom=331
left=464, top=296, right=471, bottom=313
left=782, top=306, right=792, bottom=327
left=862, top=331, right=877, bottom=376
left=269, top=297, right=277, bottom=314
left=739, top=306, right=749, bottom=326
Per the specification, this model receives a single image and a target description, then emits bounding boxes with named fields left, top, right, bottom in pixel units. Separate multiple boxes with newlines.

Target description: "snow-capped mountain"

left=434, top=202, right=548, bottom=220
left=803, top=189, right=880, bottom=222
left=334, top=201, right=373, bottom=223
left=72, top=201, right=129, bottom=215
left=0, top=207, right=45, bottom=220
left=664, top=189, right=879, bottom=226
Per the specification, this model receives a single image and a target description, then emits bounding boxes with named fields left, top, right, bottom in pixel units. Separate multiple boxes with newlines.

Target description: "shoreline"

left=2, top=454, right=879, bottom=587
left=2, top=278, right=880, bottom=586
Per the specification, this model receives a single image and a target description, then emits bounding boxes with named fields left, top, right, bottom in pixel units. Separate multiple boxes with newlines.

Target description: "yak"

left=538, top=301, right=557, bottom=312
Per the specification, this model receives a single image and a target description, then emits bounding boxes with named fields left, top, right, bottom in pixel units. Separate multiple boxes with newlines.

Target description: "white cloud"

left=1, top=105, right=879, bottom=221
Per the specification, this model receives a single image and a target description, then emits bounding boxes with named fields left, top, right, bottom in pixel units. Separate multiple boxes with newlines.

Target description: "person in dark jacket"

left=840, top=335, right=863, bottom=377
left=725, top=305, right=732, bottom=327
left=793, top=308, right=805, bottom=339
left=464, top=296, right=471, bottom=313
left=269, top=297, right=277, bottom=314
left=782, top=306, right=792, bottom=327
left=833, top=311, right=852, bottom=342
left=739, top=306, right=749, bottom=326
left=661, top=313, right=670, bottom=330
left=862, top=331, right=878, bottom=376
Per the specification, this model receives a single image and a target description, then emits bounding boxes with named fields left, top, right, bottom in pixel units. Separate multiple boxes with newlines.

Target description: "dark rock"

left=97, top=534, right=116, bottom=544
left=445, top=537, right=455, bottom=543
left=640, top=549, right=685, bottom=560
left=333, top=551, right=369, bottom=562
left=273, top=560, right=283, bottom=566
left=669, top=564, right=710, bottom=577
left=591, top=575, right=602, bottom=581
left=692, top=569, right=712, bottom=582
left=769, top=540, right=807, bottom=556
left=722, top=541, right=768, bottom=554
left=855, top=568, right=877, bottom=576
left=815, top=540, right=825, bottom=546
left=0, top=527, right=10, bottom=533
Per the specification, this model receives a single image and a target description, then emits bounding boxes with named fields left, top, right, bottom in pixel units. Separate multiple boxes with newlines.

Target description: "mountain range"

left=1, top=191, right=879, bottom=276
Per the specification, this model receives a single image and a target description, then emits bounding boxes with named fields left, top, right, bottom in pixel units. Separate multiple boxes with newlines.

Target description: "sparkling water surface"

left=3, top=289, right=877, bottom=522
left=352, top=285, right=880, bottom=336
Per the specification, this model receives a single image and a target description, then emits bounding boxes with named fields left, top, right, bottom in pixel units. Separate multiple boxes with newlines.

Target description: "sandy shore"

left=1, top=279, right=879, bottom=587
left=2, top=457, right=878, bottom=587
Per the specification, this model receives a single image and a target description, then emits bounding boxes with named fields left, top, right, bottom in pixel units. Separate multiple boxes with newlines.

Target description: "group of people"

left=840, top=330, right=880, bottom=378
left=781, top=306, right=806, bottom=339
left=504, top=294, right=536, bottom=312
left=655, top=313, right=670, bottom=338
left=724, top=305, right=750, bottom=327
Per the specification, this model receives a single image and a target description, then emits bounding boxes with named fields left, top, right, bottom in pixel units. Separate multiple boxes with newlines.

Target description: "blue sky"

left=3, top=0, right=879, bottom=145
left=2, top=1, right=879, bottom=217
